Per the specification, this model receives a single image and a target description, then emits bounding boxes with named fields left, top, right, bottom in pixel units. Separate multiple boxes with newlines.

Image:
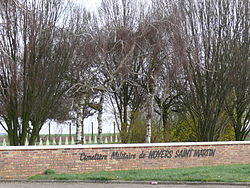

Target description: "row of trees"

left=0, top=0, right=249, bottom=145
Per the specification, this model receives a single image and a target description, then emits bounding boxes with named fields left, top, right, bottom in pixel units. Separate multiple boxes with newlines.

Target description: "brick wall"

left=0, top=141, right=249, bottom=179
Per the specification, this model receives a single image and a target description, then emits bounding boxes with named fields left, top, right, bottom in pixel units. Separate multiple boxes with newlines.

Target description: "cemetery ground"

left=0, top=133, right=119, bottom=146
left=1, top=133, right=250, bottom=146
left=29, top=164, right=250, bottom=183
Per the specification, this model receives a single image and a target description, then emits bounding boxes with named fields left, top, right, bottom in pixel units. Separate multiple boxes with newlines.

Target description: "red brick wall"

left=0, top=141, right=249, bottom=179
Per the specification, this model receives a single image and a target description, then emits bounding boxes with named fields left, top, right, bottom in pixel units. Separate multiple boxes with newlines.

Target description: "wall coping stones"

left=0, top=141, right=249, bottom=150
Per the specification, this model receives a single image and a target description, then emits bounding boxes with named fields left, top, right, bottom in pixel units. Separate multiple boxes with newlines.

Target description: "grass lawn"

left=30, top=164, right=250, bottom=182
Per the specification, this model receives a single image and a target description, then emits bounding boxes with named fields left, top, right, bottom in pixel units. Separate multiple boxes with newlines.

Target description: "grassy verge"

left=30, top=164, right=250, bottom=182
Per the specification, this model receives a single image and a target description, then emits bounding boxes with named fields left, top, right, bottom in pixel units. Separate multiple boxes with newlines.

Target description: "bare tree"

left=223, top=0, right=250, bottom=140
left=96, top=0, right=183, bottom=143
left=65, top=5, right=108, bottom=144
left=96, top=0, right=147, bottom=143
left=175, top=0, right=250, bottom=141
left=133, top=0, right=186, bottom=143
left=0, top=0, right=75, bottom=145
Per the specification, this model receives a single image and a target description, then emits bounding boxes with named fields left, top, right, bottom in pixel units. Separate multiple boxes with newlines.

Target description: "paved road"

left=0, top=182, right=249, bottom=188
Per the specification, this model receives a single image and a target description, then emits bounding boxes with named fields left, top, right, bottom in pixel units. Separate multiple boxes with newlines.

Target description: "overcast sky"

left=0, top=0, right=118, bottom=136
left=72, top=0, right=101, bottom=11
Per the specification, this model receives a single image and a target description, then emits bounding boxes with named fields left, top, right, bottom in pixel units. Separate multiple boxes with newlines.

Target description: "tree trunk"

left=6, top=121, right=14, bottom=146
left=20, top=119, right=29, bottom=145
left=146, top=92, right=154, bottom=143
left=76, top=96, right=85, bottom=144
left=76, top=109, right=83, bottom=144
left=29, top=123, right=40, bottom=145
left=97, top=95, right=104, bottom=144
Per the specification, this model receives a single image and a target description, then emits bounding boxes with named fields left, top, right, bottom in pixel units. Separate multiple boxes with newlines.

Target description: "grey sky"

left=73, top=0, right=101, bottom=11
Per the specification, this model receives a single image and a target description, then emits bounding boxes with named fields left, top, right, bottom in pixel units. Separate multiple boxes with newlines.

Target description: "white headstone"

left=89, top=136, right=92, bottom=144
left=88, top=136, right=91, bottom=144
left=52, top=137, right=56, bottom=145
left=115, top=135, right=118, bottom=143
left=65, top=136, right=69, bottom=145
left=94, top=136, right=97, bottom=144
left=46, top=137, right=50, bottom=145
left=3, top=138, right=6, bottom=146
left=104, top=136, right=108, bottom=143
left=58, top=137, right=62, bottom=145
left=71, top=137, right=75, bottom=145
left=39, top=138, right=43, bottom=146
left=25, top=138, right=29, bottom=146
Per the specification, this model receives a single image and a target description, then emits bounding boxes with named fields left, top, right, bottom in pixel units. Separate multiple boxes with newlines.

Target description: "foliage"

left=219, top=125, right=235, bottom=141
left=170, top=116, right=197, bottom=142
left=44, top=169, right=56, bottom=175
left=127, top=112, right=146, bottom=143
left=119, top=111, right=166, bottom=143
